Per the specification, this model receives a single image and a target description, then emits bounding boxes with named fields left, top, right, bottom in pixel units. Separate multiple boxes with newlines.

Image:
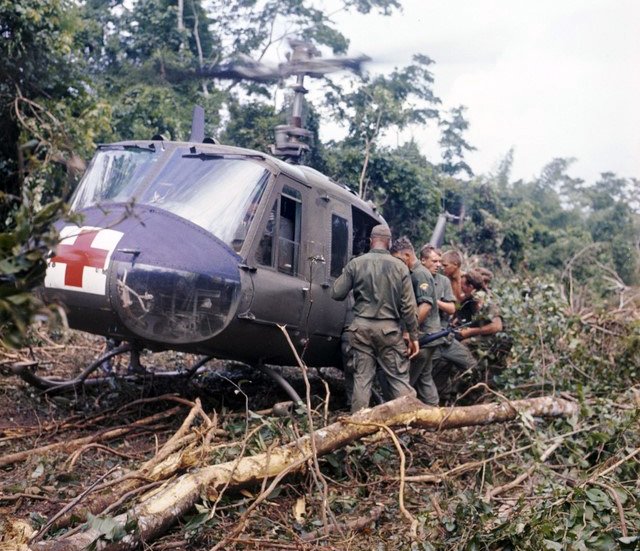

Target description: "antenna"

left=189, top=105, right=205, bottom=143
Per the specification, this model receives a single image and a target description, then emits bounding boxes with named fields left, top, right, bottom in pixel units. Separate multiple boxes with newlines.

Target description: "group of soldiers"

left=331, top=224, right=511, bottom=413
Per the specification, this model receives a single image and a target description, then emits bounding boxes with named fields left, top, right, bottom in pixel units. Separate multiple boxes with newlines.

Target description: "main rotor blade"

left=164, top=54, right=371, bottom=84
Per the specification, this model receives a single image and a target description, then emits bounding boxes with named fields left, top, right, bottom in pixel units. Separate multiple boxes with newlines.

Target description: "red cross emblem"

left=51, top=230, right=109, bottom=288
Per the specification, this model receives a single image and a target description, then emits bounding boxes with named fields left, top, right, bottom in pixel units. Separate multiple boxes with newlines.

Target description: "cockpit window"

left=71, top=148, right=160, bottom=210
left=139, top=150, right=271, bottom=251
left=71, top=147, right=272, bottom=252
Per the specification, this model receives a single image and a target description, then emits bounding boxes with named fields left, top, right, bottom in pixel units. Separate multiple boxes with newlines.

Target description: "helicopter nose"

left=44, top=204, right=242, bottom=346
left=105, top=205, right=242, bottom=345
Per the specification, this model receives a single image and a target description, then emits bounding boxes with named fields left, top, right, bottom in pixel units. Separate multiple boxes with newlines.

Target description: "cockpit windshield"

left=71, top=146, right=272, bottom=252
left=71, top=147, right=160, bottom=210
left=139, top=151, right=270, bottom=251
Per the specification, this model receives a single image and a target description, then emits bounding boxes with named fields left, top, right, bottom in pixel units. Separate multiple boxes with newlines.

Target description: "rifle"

left=418, top=322, right=472, bottom=348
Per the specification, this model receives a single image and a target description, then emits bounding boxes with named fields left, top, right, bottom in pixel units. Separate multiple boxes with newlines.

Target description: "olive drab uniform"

left=463, top=290, right=512, bottom=386
left=332, top=248, right=419, bottom=412
left=340, top=292, right=355, bottom=406
left=435, top=273, right=456, bottom=328
left=432, top=273, right=478, bottom=402
left=408, top=260, right=441, bottom=406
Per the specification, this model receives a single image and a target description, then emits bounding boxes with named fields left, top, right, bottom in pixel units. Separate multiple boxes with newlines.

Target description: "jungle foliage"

left=0, top=2, right=639, bottom=546
left=2, top=1, right=638, bottom=308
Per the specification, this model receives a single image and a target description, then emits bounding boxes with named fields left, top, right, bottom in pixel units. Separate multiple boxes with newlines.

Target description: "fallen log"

left=30, top=395, right=577, bottom=551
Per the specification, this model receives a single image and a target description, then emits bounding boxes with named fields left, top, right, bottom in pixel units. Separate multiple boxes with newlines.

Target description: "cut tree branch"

left=30, top=395, right=577, bottom=551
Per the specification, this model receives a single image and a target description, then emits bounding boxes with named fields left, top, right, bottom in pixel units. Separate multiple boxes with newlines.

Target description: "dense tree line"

left=1, top=0, right=639, bottom=346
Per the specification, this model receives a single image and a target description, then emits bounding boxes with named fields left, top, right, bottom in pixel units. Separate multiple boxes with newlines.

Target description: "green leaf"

left=86, top=513, right=126, bottom=542
left=324, top=453, right=341, bottom=469
left=585, top=488, right=611, bottom=510
left=183, top=512, right=209, bottom=532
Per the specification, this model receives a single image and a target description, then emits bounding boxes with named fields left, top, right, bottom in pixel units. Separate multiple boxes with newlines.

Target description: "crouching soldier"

left=456, top=270, right=512, bottom=389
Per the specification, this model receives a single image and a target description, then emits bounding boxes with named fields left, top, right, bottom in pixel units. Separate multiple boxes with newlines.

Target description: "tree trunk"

left=30, top=395, right=577, bottom=551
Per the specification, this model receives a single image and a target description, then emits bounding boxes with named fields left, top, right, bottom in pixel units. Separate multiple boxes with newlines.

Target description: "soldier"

left=454, top=270, right=486, bottom=326
left=457, top=269, right=512, bottom=388
left=441, top=249, right=465, bottom=303
left=456, top=270, right=501, bottom=337
left=390, top=237, right=441, bottom=406
left=331, top=225, right=420, bottom=412
left=421, top=246, right=478, bottom=403
left=419, top=246, right=456, bottom=325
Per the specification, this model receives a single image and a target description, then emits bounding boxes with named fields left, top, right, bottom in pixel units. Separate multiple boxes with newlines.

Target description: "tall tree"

left=582, top=172, right=639, bottom=285
left=325, top=54, right=440, bottom=199
left=438, top=105, right=475, bottom=178
left=0, top=0, right=110, bottom=346
left=0, top=0, right=109, bottom=214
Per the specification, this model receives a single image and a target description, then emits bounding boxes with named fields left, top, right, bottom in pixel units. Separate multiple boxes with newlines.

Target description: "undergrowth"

left=182, top=277, right=640, bottom=550
left=1, top=278, right=638, bottom=550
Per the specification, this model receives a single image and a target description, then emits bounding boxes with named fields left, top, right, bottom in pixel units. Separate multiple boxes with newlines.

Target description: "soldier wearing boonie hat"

left=331, top=224, right=420, bottom=412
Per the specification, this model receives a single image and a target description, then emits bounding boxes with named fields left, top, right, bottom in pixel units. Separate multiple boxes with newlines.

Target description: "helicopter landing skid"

left=7, top=347, right=217, bottom=394
left=8, top=343, right=133, bottom=392
left=8, top=347, right=303, bottom=404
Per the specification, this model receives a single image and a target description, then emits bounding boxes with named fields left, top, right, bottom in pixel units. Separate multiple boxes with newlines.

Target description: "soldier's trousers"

left=433, top=338, right=478, bottom=373
left=409, top=346, right=439, bottom=406
left=346, top=318, right=416, bottom=413
left=432, top=338, right=478, bottom=402
left=340, top=328, right=354, bottom=406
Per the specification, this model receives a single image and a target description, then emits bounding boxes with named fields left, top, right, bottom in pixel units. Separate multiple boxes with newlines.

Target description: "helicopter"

left=21, top=41, right=392, bottom=402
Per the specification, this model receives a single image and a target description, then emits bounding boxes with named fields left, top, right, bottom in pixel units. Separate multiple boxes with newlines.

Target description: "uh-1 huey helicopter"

left=22, top=40, right=398, bottom=402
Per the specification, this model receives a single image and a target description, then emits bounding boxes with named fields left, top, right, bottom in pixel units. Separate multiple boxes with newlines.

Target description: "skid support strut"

left=255, top=364, right=303, bottom=404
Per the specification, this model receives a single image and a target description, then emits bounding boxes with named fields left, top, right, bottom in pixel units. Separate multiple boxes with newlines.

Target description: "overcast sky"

left=326, top=0, right=639, bottom=183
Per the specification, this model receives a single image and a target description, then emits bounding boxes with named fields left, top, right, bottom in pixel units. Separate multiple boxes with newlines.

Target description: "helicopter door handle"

left=238, top=263, right=257, bottom=272
left=302, top=287, right=310, bottom=294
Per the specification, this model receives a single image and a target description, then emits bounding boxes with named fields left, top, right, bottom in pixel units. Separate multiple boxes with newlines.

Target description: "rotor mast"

left=270, top=41, right=319, bottom=163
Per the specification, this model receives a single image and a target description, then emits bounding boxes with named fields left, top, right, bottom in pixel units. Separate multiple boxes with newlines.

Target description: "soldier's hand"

left=408, top=340, right=420, bottom=359
left=402, top=331, right=410, bottom=348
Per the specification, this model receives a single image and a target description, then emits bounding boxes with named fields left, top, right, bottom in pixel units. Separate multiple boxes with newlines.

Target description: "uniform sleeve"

left=441, top=277, right=455, bottom=303
left=399, top=268, right=419, bottom=340
left=413, top=271, right=434, bottom=306
left=467, top=292, right=503, bottom=328
left=331, top=262, right=353, bottom=301
left=484, top=296, right=502, bottom=321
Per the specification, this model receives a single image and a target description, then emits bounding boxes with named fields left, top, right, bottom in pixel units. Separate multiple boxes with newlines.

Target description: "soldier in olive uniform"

left=419, top=246, right=456, bottom=325
left=390, top=237, right=440, bottom=406
left=420, top=246, right=479, bottom=403
left=457, top=270, right=512, bottom=387
left=332, top=225, right=420, bottom=413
